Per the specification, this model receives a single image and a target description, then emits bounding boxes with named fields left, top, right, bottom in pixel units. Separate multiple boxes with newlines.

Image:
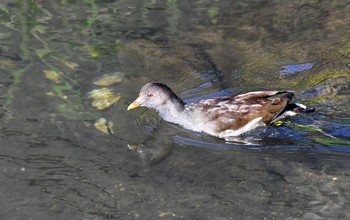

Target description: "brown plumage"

left=127, top=82, right=314, bottom=140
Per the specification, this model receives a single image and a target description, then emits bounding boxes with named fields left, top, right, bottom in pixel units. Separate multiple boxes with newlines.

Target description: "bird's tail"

left=272, top=102, right=315, bottom=123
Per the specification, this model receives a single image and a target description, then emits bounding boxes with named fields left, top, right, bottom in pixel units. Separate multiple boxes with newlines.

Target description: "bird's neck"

left=156, top=97, right=185, bottom=123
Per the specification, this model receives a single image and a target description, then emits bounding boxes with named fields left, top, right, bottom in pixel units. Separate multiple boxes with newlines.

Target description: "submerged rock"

left=88, top=88, right=121, bottom=110
left=93, top=72, right=124, bottom=86
left=94, top=117, right=114, bottom=134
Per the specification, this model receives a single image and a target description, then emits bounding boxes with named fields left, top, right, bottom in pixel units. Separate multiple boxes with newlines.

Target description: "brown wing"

left=194, top=91, right=294, bottom=132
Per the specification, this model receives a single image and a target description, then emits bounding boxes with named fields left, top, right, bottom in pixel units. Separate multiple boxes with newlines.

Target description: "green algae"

left=4, top=0, right=34, bottom=109
left=314, top=137, right=350, bottom=146
left=276, top=121, right=323, bottom=133
left=56, top=103, right=100, bottom=121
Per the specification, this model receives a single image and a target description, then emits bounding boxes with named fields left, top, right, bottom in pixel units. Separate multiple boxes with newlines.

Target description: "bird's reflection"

left=126, top=122, right=175, bottom=166
left=126, top=122, right=267, bottom=165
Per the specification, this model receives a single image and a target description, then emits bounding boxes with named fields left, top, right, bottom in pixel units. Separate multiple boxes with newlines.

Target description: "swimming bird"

left=127, top=82, right=314, bottom=140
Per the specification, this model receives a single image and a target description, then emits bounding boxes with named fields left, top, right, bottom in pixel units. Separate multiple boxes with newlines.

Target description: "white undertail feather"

left=295, top=102, right=307, bottom=109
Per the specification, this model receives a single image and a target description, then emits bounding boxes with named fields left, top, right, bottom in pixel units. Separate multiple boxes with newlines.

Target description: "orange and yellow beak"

left=127, top=94, right=143, bottom=110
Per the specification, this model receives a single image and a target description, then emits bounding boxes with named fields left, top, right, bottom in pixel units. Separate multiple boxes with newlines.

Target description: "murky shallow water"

left=0, top=1, right=350, bottom=219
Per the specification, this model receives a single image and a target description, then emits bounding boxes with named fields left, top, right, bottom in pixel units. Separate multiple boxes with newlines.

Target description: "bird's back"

left=184, top=91, right=293, bottom=137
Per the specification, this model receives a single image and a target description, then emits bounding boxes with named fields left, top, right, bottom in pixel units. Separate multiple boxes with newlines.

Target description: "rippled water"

left=0, top=1, right=350, bottom=219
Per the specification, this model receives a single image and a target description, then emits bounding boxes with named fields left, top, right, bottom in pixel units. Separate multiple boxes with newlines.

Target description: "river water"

left=0, top=1, right=350, bottom=219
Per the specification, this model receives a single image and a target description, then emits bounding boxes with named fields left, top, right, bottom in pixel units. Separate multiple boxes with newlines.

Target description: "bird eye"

left=147, top=93, right=153, bottom=97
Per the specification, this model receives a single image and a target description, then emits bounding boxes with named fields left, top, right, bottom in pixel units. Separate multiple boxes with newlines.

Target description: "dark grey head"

left=127, top=82, right=185, bottom=111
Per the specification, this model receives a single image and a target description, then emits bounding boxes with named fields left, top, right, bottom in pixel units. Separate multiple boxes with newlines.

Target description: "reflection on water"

left=1, top=0, right=350, bottom=219
left=279, top=63, right=314, bottom=76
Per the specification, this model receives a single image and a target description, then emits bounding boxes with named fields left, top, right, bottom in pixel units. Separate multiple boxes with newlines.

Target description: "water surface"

left=0, top=1, right=350, bottom=219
